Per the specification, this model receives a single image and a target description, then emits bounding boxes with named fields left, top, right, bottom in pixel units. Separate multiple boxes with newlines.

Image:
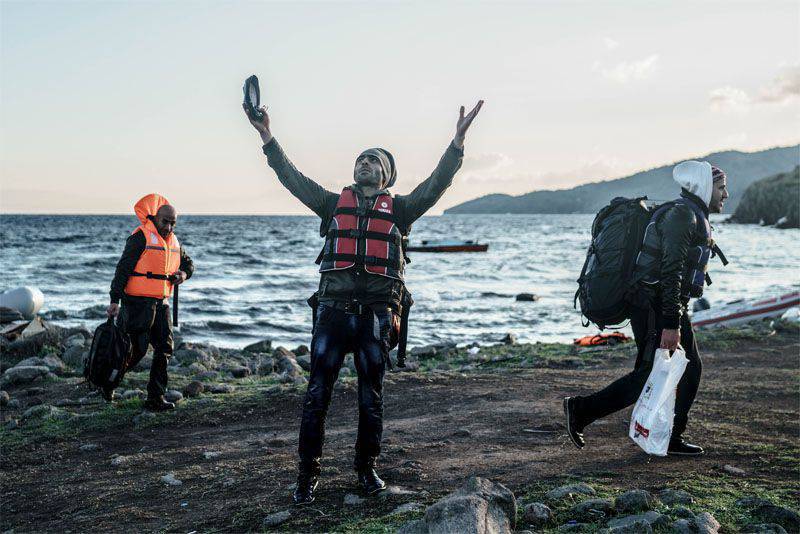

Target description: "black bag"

left=84, top=316, right=131, bottom=389
left=575, top=196, right=654, bottom=329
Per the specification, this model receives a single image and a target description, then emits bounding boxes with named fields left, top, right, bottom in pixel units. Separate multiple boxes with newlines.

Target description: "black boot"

left=293, top=471, right=319, bottom=505
left=144, top=396, right=175, bottom=412
left=356, top=459, right=386, bottom=494
left=667, top=438, right=704, bottom=456
left=563, top=397, right=585, bottom=449
left=101, top=386, right=115, bottom=403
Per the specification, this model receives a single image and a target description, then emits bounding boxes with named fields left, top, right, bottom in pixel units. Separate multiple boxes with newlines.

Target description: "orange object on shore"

left=574, top=332, right=631, bottom=347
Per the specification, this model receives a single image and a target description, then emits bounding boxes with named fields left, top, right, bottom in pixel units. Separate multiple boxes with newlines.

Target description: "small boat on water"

left=692, top=291, right=800, bottom=329
left=406, top=239, right=489, bottom=253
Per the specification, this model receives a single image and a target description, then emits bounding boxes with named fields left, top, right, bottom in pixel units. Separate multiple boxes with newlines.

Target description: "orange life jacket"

left=317, top=187, right=404, bottom=280
left=123, top=194, right=181, bottom=299
left=573, top=332, right=630, bottom=347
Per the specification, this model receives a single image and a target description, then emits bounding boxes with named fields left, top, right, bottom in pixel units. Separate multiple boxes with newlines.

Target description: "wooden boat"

left=405, top=239, right=489, bottom=253
left=692, top=291, right=800, bottom=329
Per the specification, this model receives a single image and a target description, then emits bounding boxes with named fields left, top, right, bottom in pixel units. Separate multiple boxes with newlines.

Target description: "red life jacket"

left=318, top=187, right=404, bottom=280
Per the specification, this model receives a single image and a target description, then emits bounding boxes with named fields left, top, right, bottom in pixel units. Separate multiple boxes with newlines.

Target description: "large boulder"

left=273, top=347, right=304, bottom=378
left=244, top=339, right=272, bottom=353
left=173, top=346, right=217, bottom=369
left=614, top=490, right=656, bottom=514
left=752, top=505, right=800, bottom=533
left=402, top=476, right=516, bottom=534
left=4, top=323, right=65, bottom=358
left=2, top=365, right=51, bottom=386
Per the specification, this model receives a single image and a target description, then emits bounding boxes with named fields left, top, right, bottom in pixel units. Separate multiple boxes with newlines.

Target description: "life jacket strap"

left=321, top=253, right=400, bottom=268
left=711, top=243, right=729, bottom=266
left=333, top=206, right=398, bottom=223
left=131, top=271, right=170, bottom=280
left=327, top=229, right=402, bottom=244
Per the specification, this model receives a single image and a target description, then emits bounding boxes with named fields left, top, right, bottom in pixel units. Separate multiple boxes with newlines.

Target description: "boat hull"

left=692, top=291, right=800, bottom=329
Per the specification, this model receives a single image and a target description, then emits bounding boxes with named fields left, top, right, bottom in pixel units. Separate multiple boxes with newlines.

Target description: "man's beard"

left=354, top=170, right=383, bottom=188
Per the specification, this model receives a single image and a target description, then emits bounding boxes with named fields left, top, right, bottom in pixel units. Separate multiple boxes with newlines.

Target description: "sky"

left=1, top=1, right=799, bottom=214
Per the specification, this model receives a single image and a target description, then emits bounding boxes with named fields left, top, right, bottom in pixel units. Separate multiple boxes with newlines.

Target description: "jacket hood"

left=133, top=193, right=171, bottom=226
left=673, top=161, right=712, bottom=207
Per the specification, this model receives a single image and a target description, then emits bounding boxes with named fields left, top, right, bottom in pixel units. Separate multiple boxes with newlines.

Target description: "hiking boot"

left=293, top=473, right=319, bottom=505
left=667, top=438, right=704, bottom=456
left=143, top=397, right=175, bottom=412
left=101, top=386, right=115, bottom=403
left=563, top=397, right=585, bottom=449
left=356, top=466, right=386, bottom=494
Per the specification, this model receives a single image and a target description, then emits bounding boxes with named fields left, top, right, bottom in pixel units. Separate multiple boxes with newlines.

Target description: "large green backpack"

left=575, top=197, right=655, bottom=329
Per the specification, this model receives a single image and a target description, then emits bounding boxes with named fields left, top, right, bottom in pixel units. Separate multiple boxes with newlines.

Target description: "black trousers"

left=298, top=304, right=394, bottom=475
left=120, top=298, right=173, bottom=399
left=574, top=304, right=702, bottom=439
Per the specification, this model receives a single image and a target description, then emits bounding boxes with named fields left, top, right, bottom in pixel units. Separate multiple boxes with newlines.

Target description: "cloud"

left=709, top=64, right=800, bottom=113
left=603, top=37, right=619, bottom=51
left=595, top=54, right=659, bottom=84
left=460, top=152, right=514, bottom=182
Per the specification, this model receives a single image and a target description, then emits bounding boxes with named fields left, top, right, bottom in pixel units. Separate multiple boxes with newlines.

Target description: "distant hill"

left=729, top=166, right=799, bottom=228
left=445, top=145, right=800, bottom=214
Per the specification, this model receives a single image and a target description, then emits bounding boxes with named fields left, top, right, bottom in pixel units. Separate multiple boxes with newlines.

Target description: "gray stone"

left=296, top=354, right=311, bottom=371
left=5, top=323, right=66, bottom=358
left=255, top=355, right=275, bottom=375
left=522, top=502, right=552, bottom=527
left=64, top=334, right=85, bottom=348
left=695, top=512, right=720, bottom=534
left=344, top=493, right=364, bottom=505
left=671, top=519, right=695, bottom=534
left=737, top=497, right=773, bottom=510
left=397, top=519, right=428, bottom=534
left=752, top=505, right=800, bottom=533
left=62, top=345, right=88, bottom=368
left=421, top=476, right=516, bottom=533
left=502, top=332, right=518, bottom=345
left=177, top=342, right=220, bottom=357
left=230, top=366, right=250, bottom=378
left=2, top=365, right=51, bottom=385
left=570, top=498, right=614, bottom=521
left=244, top=339, right=272, bottom=353
left=42, top=355, right=66, bottom=374
left=209, top=383, right=234, bottom=394
left=546, top=483, right=596, bottom=503
left=160, top=473, right=183, bottom=486
left=80, top=443, right=101, bottom=452
left=173, top=347, right=216, bottom=369
left=273, top=347, right=304, bottom=377
left=0, top=390, right=9, bottom=407
left=723, top=464, right=746, bottom=476
left=605, top=520, right=653, bottom=533
left=671, top=506, right=696, bottom=519
left=659, top=489, right=694, bottom=506
left=14, top=356, right=46, bottom=368
left=133, top=411, right=156, bottom=426
left=557, top=523, right=592, bottom=532
left=122, top=389, right=145, bottom=400
left=132, top=354, right=154, bottom=371
left=608, top=511, right=663, bottom=529
left=182, top=381, right=204, bottom=397
left=22, top=404, right=57, bottom=420
left=391, top=502, right=424, bottom=515
left=164, top=390, right=183, bottom=403
left=615, top=490, right=657, bottom=514
left=262, top=510, right=290, bottom=528
left=741, top=524, right=788, bottom=534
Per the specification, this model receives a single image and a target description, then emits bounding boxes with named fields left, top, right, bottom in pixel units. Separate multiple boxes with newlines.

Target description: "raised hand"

left=453, top=100, right=484, bottom=149
left=243, top=104, right=273, bottom=145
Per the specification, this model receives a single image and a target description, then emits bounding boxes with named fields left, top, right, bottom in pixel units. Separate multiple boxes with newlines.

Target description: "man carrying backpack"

left=244, top=97, right=483, bottom=504
left=106, top=193, right=194, bottom=411
left=565, top=161, right=729, bottom=456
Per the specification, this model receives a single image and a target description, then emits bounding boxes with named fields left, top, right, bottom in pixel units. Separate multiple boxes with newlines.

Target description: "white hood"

left=673, top=160, right=712, bottom=207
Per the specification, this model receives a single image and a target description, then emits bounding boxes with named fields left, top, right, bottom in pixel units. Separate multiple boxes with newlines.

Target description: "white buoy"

left=0, top=287, right=45, bottom=320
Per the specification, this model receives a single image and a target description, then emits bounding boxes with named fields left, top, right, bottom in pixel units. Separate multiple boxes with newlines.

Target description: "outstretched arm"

left=403, top=101, right=483, bottom=224
left=244, top=104, right=337, bottom=219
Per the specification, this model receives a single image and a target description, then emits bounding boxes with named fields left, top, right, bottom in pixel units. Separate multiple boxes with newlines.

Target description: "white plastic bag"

left=629, top=347, right=689, bottom=456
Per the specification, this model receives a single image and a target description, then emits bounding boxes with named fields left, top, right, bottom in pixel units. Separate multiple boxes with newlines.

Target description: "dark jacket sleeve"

left=110, top=230, right=146, bottom=303
left=658, top=204, right=696, bottom=328
left=179, top=247, right=194, bottom=280
left=262, top=137, right=339, bottom=219
left=398, top=142, right=464, bottom=225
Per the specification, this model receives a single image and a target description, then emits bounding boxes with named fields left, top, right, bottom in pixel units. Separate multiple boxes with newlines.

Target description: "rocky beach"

left=1, top=316, right=798, bottom=533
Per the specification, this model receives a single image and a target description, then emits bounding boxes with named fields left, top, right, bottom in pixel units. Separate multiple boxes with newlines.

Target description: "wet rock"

left=293, top=344, right=309, bottom=356
left=515, top=293, right=540, bottom=302
left=615, top=489, right=656, bottom=514
left=0, top=390, right=9, bottom=407
left=295, top=354, right=311, bottom=371
left=2, top=365, right=50, bottom=386
left=502, top=332, right=518, bottom=345
left=741, top=524, right=788, bottom=533
left=659, top=489, right=694, bottom=506
left=723, top=464, right=746, bottom=476
left=164, top=390, right=183, bottom=403
left=344, top=493, right=364, bottom=505
left=161, top=472, right=183, bottom=486
left=80, top=443, right=101, bottom=452
left=122, top=389, right=145, bottom=400
left=230, top=366, right=250, bottom=378
left=570, top=498, right=614, bottom=521
left=61, top=345, right=88, bottom=369
left=546, top=483, right=596, bottom=503
left=244, top=339, right=272, bottom=353
left=262, top=510, right=290, bottom=528
left=695, top=512, right=721, bottom=533
left=209, top=383, right=234, bottom=394
left=522, top=502, right=552, bottom=527
left=133, top=411, right=156, bottom=426
left=416, top=476, right=516, bottom=533
left=752, top=505, right=800, bottom=533
left=182, top=381, right=204, bottom=398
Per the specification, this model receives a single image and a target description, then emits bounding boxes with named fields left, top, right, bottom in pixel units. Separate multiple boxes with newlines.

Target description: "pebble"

left=164, top=390, right=183, bottom=403
left=80, top=443, right=101, bottom=452
left=122, top=389, right=145, bottom=400
left=161, top=473, right=183, bottom=486
left=209, top=383, right=234, bottom=394
left=203, top=451, right=221, bottom=459
left=344, top=493, right=365, bottom=505
left=723, top=464, right=746, bottom=475
left=391, top=502, right=424, bottom=515
left=262, top=510, right=290, bottom=528
left=182, top=381, right=204, bottom=397
left=522, top=502, right=553, bottom=527
left=111, top=455, right=130, bottom=466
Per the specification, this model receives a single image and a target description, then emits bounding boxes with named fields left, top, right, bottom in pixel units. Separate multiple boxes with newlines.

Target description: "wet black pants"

left=298, top=304, right=393, bottom=475
left=574, top=305, right=702, bottom=439
left=121, top=299, right=173, bottom=399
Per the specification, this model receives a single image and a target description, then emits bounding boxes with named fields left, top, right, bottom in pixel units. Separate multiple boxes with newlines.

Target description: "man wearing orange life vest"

left=107, top=194, right=194, bottom=411
left=244, top=99, right=483, bottom=504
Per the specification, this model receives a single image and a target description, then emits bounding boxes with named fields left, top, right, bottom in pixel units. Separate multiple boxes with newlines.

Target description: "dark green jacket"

left=262, top=138, right=464, bottom=306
